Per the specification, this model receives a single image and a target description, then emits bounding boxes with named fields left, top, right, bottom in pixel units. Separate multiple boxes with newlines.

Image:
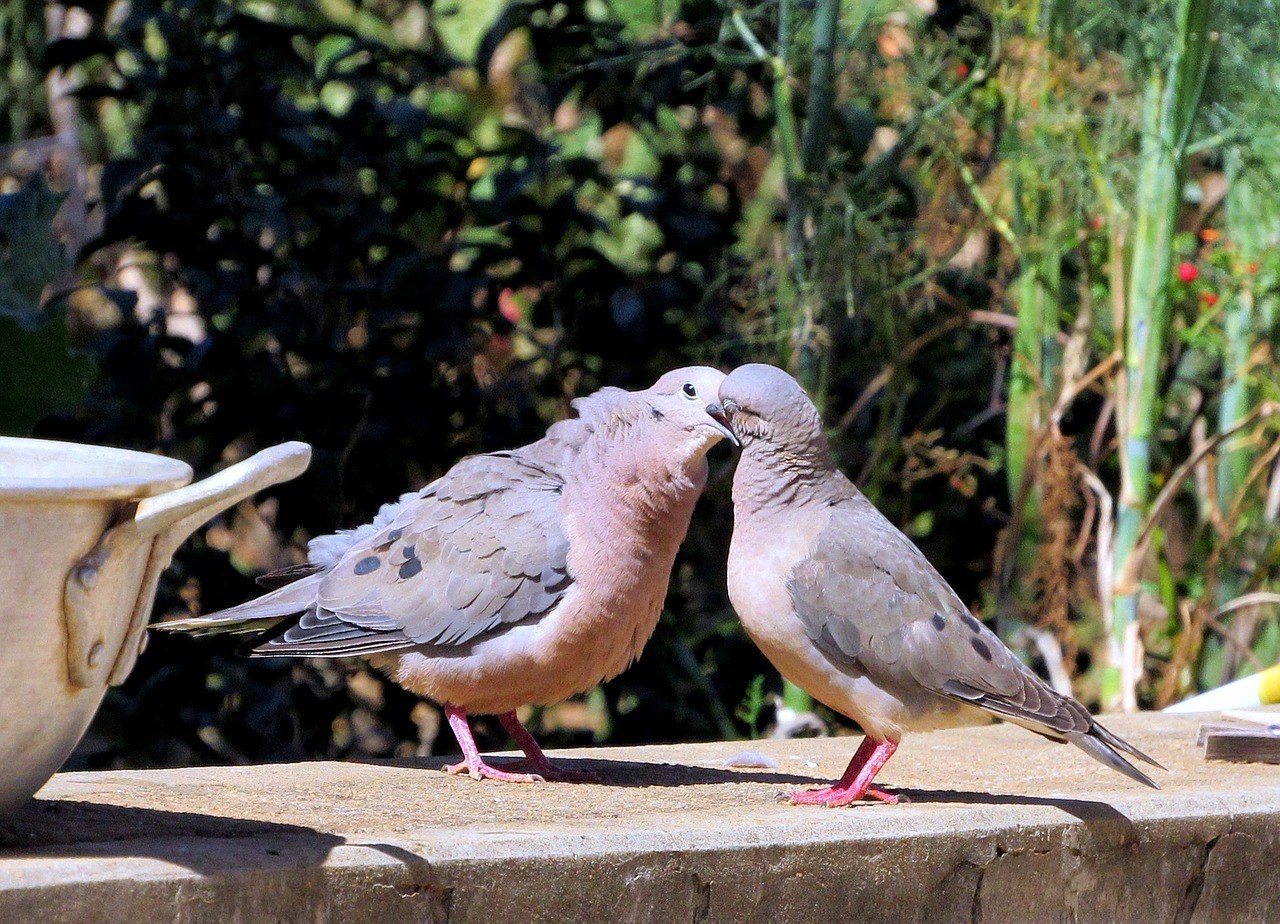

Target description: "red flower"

left=1200, top=291, right=1218, bottom=306
left=498, top=289, right=524, bottom=324
left=1177, top=262, right=1199, bottom=283
left=955, top=62, right=970, bottom=79
left=1247, top=261, right=1261, bottom=275
left=1089, top=215, right=1105, bottom=231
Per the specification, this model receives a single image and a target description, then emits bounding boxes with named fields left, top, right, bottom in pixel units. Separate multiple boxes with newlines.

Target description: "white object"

left=1164, top=664, right=1280, bottom=713
left=721, top=750, right=780, bottom=769
left=0, top=436, right=310, bottom=815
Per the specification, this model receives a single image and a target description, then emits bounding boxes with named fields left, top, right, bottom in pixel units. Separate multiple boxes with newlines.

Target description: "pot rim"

left=0, top=436, right=193, bottom=502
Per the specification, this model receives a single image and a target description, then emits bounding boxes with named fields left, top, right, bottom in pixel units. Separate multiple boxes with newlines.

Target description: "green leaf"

left=433, top=0, right=507, bottom=63
left=593, top=212, right=662, bottom=274
left=734, top=674, right=767, bottom=736
left=0, top=313, right=94, bottom=435
left=0, top=175, right=89, bottom=434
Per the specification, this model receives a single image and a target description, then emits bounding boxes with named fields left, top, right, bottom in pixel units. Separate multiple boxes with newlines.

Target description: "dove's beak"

left=705, top=402, right=739, bottom=447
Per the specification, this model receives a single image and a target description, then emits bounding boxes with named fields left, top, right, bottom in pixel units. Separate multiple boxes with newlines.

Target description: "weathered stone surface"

left=1, top=712, right=1277, bottom=922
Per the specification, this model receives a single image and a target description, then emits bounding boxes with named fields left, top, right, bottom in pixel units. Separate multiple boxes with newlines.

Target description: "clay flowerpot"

left=0, top=438, right=311, bottom=815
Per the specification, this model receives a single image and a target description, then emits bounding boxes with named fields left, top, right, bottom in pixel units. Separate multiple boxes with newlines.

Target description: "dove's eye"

left=681, top=383, right=698, bottom=399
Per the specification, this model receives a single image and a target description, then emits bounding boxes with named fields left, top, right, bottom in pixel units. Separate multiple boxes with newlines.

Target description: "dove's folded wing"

left=249, top=452, right=573, bottom=657
left=788, top=494, right=1092, bottom=736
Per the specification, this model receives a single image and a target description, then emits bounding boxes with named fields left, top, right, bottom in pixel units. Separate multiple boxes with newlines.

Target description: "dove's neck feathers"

left=548, top=387, right=713, bottom=605
left=559, top=386, right=712, bottom=516
left=731, top=425, right=848, bottom=515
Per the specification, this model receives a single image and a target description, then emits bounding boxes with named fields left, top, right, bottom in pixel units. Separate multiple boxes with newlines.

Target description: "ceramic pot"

left=0, top=438, right=310, bottom=815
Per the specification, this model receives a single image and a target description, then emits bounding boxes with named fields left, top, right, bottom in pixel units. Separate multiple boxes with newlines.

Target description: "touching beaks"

left=705, top=402, right=740, bottom=447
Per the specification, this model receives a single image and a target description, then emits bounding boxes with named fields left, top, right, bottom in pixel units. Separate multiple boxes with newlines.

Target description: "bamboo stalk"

left=1218, top=149, right=1265, bottom=528
left=799, top=0, right=838, bottom=178
left=1107, top=0, right=1215, bottom=710
left=997, top=5, right=1067, bottom=647
left=788, top=0, right=839, bottom=394
left=1210, top=149, right=1260, bottom=685
left=1204, top=150, right=1280, bottom=685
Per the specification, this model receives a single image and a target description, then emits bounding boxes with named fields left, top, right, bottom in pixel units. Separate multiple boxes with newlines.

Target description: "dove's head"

left=646, top=366, right=739, bottom=451
left=718, top=363, right=827, bottom=457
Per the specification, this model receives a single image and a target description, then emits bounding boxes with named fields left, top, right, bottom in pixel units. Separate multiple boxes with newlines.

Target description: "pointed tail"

left=153, top=573, right=322, bottom=637
left=1066, top=719, right=1166, bottom=789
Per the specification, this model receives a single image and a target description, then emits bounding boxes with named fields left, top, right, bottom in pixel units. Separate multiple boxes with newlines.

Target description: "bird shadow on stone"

left=361, top=755, right=826, bottom=788
left=0, top=799, right=372, bottom=875
left=888, top=787, right=1138, bottom=828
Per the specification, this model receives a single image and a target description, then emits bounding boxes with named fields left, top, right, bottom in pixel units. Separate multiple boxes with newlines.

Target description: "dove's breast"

left=384, top=455, right=706, bottom=715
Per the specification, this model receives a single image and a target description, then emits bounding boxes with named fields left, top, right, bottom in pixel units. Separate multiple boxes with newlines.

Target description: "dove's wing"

left=787, top=491, right=1161, bottom=784
left=250, top=451, right=572, bottom=657
left=787, top=493, right=1076, bottom=730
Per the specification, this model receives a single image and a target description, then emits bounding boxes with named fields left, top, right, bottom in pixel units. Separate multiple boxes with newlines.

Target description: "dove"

left=718, top=363, right=1163, bottom=806
left=157, top=367, right=736, bottom=783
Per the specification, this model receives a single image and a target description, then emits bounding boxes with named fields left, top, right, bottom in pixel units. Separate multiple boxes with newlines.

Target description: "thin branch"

left=1050, top=352, right=1122, bottom=426
left=1077, top=464, right=1115, bottom=641
left=1116, top=401, right=1280, bottom=594
left=1215, top=592, right=1280, bottom=619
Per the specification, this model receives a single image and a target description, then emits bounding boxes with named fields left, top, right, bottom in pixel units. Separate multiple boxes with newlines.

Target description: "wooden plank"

left=1198, top=721, right=1280, bottom=764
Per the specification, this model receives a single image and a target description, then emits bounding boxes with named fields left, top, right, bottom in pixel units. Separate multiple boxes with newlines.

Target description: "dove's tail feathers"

left=243, top=630, right=416, bottom=659
left=255, top=562, right=324, bottom=589
left=1066, top=725, right=1162, bottom=789
left=1088, top=717, right=1166, bottom=770
left=153, top=575, right=323, bottom=637
left=941, top=673, right=1164, bottom=788
left=242, top=604, right=415, bottom=658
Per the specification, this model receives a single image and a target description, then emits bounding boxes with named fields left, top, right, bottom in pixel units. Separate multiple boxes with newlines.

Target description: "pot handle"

left=64, top=441, right=312, bottom=688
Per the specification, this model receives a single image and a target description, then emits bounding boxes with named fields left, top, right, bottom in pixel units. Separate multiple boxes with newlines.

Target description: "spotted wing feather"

left=251, top=451, right=572, bottom=657
left=788, top=493, right=1091, bottom=736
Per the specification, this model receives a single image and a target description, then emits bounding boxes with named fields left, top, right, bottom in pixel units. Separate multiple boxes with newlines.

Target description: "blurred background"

left=2, top=0, right=1278, bottom=769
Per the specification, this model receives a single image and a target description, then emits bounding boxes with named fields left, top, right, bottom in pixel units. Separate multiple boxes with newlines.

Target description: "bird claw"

left=505, top=758, right=600, bottom=783
left=784, top=785, right=901, bottom=807
left=443, top=759, right=545, bottom=784
left=862, top=786, right=901, bottom=805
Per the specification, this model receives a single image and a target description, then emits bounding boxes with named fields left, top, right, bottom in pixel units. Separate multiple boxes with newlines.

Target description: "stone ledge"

left=1, top=713, right=1277, bottom=923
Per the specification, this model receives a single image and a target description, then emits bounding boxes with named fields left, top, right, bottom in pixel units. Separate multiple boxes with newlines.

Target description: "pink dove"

left=158, top=368, right=735, bottom=782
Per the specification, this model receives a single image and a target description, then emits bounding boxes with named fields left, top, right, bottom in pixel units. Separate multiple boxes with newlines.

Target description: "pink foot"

left=498, top=712, right=600, bottom=783
left=439, top=706, right=599, bottom=785
left=787, top=784, right=900, bottom=807
left=786, top=737, right=901, bottom=808
left=442, top=757, right=544, bottom=783
left=442, top=706, right=544, bottom=783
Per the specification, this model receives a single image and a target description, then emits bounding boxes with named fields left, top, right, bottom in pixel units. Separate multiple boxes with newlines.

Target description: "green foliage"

left=0, top=0, right=49, bottom=143
left=0, top=173, right=67, bottom=315
left=734, top=673, right=767, bottom=739
left=432, top=0, right=506, bottom=58
left=0, top=175, right=93, bottom=434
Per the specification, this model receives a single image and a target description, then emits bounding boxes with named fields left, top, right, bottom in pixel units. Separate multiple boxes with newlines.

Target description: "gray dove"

left=157, top=368, right=736, bottom=783
left=719, top=364, right=1162, bottom=806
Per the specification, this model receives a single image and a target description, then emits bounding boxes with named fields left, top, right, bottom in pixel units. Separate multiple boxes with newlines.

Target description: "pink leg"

left=441, top=705, right=544, bottom=783
left=498, top=713, right=599, bottom=783
left=788, top=737, right=900, bottom=807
